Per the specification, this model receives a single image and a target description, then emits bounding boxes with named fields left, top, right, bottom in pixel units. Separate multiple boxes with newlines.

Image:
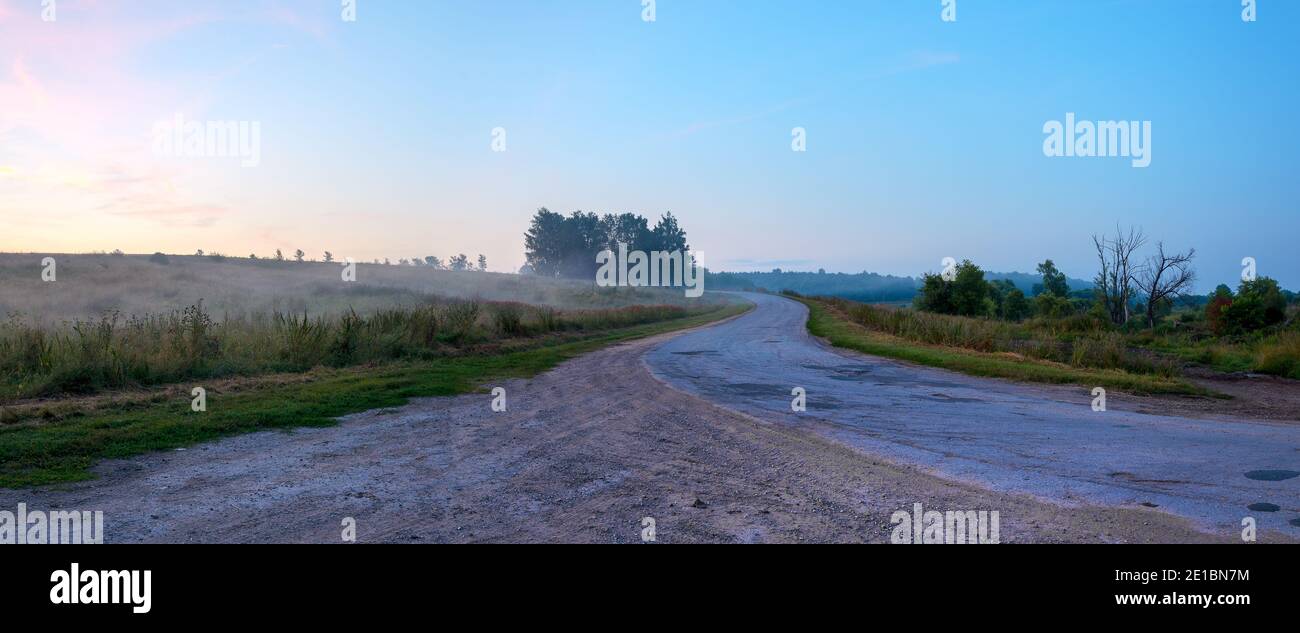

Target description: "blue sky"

left=1, top=0, right=1296, bottom=291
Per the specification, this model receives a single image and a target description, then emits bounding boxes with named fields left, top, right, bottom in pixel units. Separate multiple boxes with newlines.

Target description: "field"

left=0, top=253, right=737, bottom=417
left=0, top=252, right=702, bottom=323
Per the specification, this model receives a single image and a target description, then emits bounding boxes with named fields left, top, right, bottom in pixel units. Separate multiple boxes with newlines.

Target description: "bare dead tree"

left=1092, top=226, right=1146, bottom=325
left=1137, top=242, right=1196, bottom=328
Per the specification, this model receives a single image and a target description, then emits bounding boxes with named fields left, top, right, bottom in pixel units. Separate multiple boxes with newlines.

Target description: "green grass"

left=1135, top=327, right=1300, bottom=379
left=798, top=297, right=1207, bottom=396
left=0, top=303, right=748, bottom=488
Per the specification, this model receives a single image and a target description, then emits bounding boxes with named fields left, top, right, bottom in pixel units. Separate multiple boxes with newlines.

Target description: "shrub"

left=1206, top=295, right=1232, bottom=335
left=440, top=300, right=481, bottom=341
left=149, top=252, right=171, bottom=265
left=491, top=302, right=527, bottom=336
left=1255, top=332, right=1300, bottom=379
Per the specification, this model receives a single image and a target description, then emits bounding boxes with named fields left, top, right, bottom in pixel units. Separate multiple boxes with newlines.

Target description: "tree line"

left=914, top=226, right=1293, bottom=335
left=168, top=250, right=489, bottom=271
left=523, top=208, right=689, bottom=278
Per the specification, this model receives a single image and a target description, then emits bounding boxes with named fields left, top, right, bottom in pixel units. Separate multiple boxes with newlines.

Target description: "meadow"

left=0, top=253, right=731, bottom=405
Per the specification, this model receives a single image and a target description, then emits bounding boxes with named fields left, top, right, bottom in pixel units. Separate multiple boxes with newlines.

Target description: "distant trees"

left=275, top=249, right=285, bottom=261
left=449, top=254, right=470, bottom=271
left=916, top=259, right=1075, bottom=321
left=1035, top=260, right=1069, bottom=298
left=1135, top=242, right=1196, bottom=327
left=1092, top=227, right=1146, bottom=326
left=523, top=208, right=689, bottom=278
left=1209, top=277, right=1288, bottom=335
left=323, top=251, right=334, bottom=263
left=477, top=254, right=488, bottom=272
left=915, top=260, right=990, bottom=317
left=424, top=256, right=444, bottom=269
left=1003, top=287, right=1031, bottom=321
left=294, top=249, right=305, bottom=263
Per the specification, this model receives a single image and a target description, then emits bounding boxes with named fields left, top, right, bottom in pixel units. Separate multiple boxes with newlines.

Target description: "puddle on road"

left=1243, top=470, right=1300, bottom=481
left=671, top=350, right=720, bottom=356
left=1247, top=502, right=1280, bottom=512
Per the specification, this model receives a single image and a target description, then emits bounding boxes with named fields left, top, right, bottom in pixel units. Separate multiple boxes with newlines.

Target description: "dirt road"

left=0, top=295, right=1289, bottom=542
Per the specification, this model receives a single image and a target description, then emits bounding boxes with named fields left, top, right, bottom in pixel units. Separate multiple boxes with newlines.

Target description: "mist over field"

left=0, top=252, right=712, bottom=325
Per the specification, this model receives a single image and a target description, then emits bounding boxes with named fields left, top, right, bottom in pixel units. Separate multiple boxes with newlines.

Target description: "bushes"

left=0, top=298, right=700, bottom=403
left=1255, top=332, right=1300, bottom=380
left=492, top=302, right=527, bottom=336
left=1208, top=277, right=1288, bottom=335
left=822, top=297, right=1176, bottom=377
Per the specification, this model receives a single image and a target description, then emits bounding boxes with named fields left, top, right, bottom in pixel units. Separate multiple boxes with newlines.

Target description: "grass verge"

left=798, top=297, right=1208, bottom=396
left=0, top=302, right=748, bottom=488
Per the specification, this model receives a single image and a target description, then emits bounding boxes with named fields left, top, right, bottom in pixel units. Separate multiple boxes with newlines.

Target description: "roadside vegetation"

left=800, top=296, right=1200, bottom=394
left=796, top=226, right=1299, bottom=393
left=0, top=301, right=747, bottom=487
left=0, top=298, right=708, bottom=404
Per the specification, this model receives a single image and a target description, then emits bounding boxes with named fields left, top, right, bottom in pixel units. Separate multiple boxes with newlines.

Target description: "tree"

left=1221, top=277, right=1287, bottom=333
left=523, top=208, right=568, bottom=276
left=915, top=261, right=989, bottom=317
left=424, top=256, right=444, bottom=269
left=1003, top=288, right=1031, bottom=321
left=477, top=254, right=488, bottom=271
left=1035, top=260, right=1069, bottom=297
left=1135, top=242, right=1196, bottom=328
left=275, top=249, right=285, bottom=261
left=1035, top=293, right=1074, bottom=318
left=651, top=212, right=689, bottom=253
left=449, top=254, right=470, bottom=271
left=323, top=251, right=334, bottom=263
left=951, top=260, right=989, bottom=317
left=913, top=272, right=954, bottom=314
left=294, top=249, right=305, bottom=263
left=601, top=212, right=653, bottom=252
left=195, top=249, right=204, bottom=257
left=1092, top=226, right=1145, bottom=325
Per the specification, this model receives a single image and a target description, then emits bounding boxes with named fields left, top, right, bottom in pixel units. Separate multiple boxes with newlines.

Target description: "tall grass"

left=0, top=298, right=692, bottom=403
left=819, top=297, right=1179, bottom=377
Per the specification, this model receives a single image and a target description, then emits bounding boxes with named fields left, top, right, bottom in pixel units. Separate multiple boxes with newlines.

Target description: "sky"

left=1, top=0, right=1296, bottom=291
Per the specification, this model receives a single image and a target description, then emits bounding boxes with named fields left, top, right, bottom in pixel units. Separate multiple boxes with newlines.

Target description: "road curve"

left=645, top=292, right=1300, bottom=537
left=0, top=296, right=1246, bottom=543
